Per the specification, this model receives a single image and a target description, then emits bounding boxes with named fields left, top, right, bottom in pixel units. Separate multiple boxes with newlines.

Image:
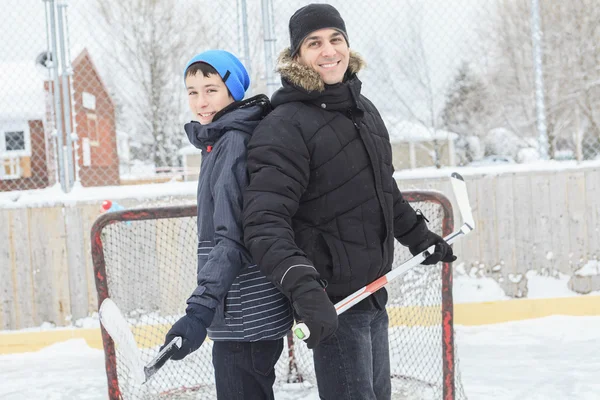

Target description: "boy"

left=162, top=50, right=293, bottom=400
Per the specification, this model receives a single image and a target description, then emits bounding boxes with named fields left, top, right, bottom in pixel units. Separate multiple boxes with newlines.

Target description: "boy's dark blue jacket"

left=184, top=95, right=293, bottom=341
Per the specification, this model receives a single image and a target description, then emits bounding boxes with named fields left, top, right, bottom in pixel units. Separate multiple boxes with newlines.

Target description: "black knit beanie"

left=289, top=4, right=349, bottom=57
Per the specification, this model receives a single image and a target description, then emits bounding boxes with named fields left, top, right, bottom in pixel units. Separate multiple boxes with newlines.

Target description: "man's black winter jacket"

left=242, top=50, right=429, bottom=302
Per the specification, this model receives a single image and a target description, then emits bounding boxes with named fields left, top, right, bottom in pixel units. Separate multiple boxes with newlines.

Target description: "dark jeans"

left=212, top=338, right=284, bottom=400
left=313, top=307, right=391, bottom=400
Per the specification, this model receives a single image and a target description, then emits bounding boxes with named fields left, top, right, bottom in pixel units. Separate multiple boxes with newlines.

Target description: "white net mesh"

left=92, top=192, right=467, bottom=399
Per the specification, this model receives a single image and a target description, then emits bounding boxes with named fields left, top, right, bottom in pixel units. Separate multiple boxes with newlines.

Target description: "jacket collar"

left=184, top=94, right=271, bottom=152
left=276, top=47, right=365, bottom=93
left=271, top=48, right=366, bottom=111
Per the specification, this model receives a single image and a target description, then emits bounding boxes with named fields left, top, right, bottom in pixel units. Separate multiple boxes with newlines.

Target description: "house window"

left=1, top=123, right=31, bottom=157
left=5, top=131, right=26, bottom=151
left=1, top=122, right=31, bottom=179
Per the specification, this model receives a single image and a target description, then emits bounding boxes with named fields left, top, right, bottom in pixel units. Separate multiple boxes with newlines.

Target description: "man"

left=242, top=4, right=456, bottom=399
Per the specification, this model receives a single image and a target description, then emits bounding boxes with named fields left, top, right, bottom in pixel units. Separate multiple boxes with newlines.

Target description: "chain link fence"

left=1, top=0, right=600, bottom=193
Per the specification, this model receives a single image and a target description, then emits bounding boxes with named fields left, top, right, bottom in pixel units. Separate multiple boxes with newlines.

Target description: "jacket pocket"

left=211, top=298, right=227, bottom=329
left=223, top=281, right=243, bottom=323
left=211, top=292, right=243, bottom=333
left=322, top=233, right=352, bottom=283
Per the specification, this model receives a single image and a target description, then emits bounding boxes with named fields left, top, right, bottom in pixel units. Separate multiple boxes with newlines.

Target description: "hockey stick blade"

left=450, top=172, right=474, bottom=232
left=99, top=298, right=182, bottom=384
left=294, top=172, right=475, bottom=341
left=99, top=298, right=146, bottom=385
left=144, top=336, right=182, bottom=382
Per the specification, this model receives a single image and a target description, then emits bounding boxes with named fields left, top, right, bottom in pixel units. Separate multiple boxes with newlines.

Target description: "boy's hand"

left=162, top=303, right=214, bottom=360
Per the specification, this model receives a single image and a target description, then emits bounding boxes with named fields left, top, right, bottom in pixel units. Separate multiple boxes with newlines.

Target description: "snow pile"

left=575, top=260, right=600, bottom=277
left=452, top=262, right=600, bottom=303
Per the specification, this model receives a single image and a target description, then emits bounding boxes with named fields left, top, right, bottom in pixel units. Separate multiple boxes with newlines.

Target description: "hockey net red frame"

left=92, top=191, right=467, bottom=400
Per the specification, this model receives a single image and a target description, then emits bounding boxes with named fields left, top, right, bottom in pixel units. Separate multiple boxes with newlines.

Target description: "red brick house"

left=0, top=49, right=120, bottom=192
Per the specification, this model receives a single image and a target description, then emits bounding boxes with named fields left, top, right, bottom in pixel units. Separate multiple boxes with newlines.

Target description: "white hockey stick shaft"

left=293, top=172, right=474, bottom=341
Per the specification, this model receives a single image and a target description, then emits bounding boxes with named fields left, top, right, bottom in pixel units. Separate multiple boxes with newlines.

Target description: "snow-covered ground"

left=1, top=315, right=599, bottom=400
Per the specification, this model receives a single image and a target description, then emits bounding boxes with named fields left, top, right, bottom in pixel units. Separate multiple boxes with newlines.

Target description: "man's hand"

left=162, top=303, right=214, bottom=361
left=409, top=230, right=457, bottom=265
left=291, top=280, right=338, bottom=349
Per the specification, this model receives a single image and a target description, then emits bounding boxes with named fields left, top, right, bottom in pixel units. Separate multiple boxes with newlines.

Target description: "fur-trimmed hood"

left=276, top=47, right=366, bottom=93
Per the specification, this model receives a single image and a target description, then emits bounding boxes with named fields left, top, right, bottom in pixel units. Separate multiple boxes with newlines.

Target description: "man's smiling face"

left=296, top=28, right=350, bottom=85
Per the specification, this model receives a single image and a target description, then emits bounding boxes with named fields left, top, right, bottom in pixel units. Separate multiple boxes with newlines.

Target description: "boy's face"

left=296, top=28, right=349, bottom=85
left=186, top=72, right=234, bottom=125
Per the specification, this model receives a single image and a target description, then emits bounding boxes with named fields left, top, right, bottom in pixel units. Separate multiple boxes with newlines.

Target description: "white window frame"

left=0, top=121, right=31, bottom=158
left=86, top=112, right=100, bottom=146
left=0, top=154, right=21, bottom=180
left=82, top=91, right=97, bottom=111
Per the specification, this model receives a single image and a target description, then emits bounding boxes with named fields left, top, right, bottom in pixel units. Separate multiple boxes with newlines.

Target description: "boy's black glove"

left=162, top=303, right=214, bottom=361
left=291, top=279, right=338, bottom=349
left=409, top=230, right=457, bottom=265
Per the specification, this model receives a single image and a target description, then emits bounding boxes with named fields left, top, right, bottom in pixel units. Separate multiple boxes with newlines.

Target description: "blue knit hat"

left=183, top=50, right=250, bottom=101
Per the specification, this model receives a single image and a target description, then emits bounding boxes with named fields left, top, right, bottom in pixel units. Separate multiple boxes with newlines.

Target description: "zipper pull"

left=349, top=109, right=360, bottom=130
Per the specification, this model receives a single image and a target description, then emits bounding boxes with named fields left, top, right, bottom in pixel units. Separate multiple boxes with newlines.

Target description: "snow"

left=178, top=145, right=201, bottom=156
left=457, top=316, right=600, bottom=400
left=383, top=119, right=459, bottom=143
left=526, top=270, right=590, bottom=298
left=452, top=267, right=600, bottom=303
left=393, top=159, right=600, bottom=181
left=0, top=62, right=48, bottom=121
left=0, top=339, right=106, bottom=400
left=1, top=316, right=599, bottom=399
left=575, top=260, right=600, bottom=277
left=0, top=316, right=100, bottom=335
left=0, top=180, right=198, bottom=209
left=453, top=274, right=510, bottom=303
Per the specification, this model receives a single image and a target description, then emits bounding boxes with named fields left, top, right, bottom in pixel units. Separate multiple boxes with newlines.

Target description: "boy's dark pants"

left=313, top=307, right=392, bottom=400
left=212, top=338, right=284, bottom=400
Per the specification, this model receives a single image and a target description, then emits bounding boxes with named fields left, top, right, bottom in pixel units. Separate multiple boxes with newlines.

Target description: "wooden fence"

left=1, top=165, right=599, bottom=330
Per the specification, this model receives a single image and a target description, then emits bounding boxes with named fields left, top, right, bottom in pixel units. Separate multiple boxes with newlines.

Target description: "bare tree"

left=368, top=1, right=444, bottom=167
left=482, top=0, right=600, bottom=159
left=95, top=0, right=202, bottom=168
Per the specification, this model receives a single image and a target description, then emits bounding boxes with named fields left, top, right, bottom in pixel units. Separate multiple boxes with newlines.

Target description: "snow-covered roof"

left=178, top=144, right=201, bottom=156
left=385, top=119, right=459, bottom=143
left=0, top=62, right=49, bottom=121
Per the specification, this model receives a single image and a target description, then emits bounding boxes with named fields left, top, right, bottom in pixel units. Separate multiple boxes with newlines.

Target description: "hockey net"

left=92, top=191, right=468, bottom=400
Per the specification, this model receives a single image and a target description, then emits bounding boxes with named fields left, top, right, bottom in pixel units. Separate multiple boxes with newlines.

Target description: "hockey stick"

left=293, top=172, right=474, bottom=341
left=99, top=298, right=182, bottom=384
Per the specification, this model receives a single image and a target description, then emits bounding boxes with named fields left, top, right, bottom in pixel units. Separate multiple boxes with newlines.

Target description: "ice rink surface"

left=1, top=315, right=599, bottom=400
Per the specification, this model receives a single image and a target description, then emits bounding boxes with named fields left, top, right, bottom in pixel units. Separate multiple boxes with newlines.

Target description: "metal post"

left=261, top=0, right=278, bottom=97
left=531, top=0, right=549, bottom=159
left=43, top=0, right=59, bottom=186
left=46, top=0, right=67, bottom=192
left=575, top=108, right=583, bottom=162
left=236, top=0, right=242, bottom=61
left=57, top=0, right=75, bottom=190
left=63, top=2, right=80, bottom=185
left=240, top=0, right=251, bottom=82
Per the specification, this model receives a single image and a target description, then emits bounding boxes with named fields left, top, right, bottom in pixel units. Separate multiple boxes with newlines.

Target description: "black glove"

left=163, top=303, right=214, bottom=361
left=409, top=230, right=457, bottom=265
left=291, top=280, right=338, bottom=349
